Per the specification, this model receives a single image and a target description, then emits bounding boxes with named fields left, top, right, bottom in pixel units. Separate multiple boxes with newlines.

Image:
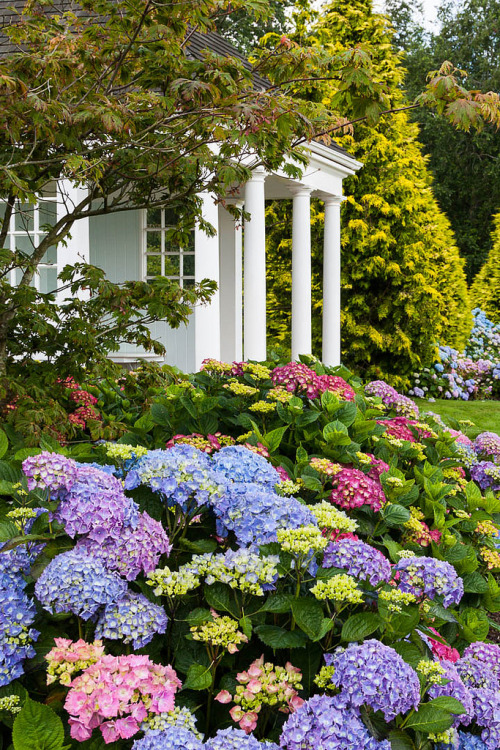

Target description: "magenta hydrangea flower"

left=376, top=417, right=417, bottom=442
left=271, top=363, right=320, bottom=399
left=317, top=375, right=355, bottom=402
left=77, top=511, right=171, bottom=581
left=329, top=468, right=386, bottom=512
left=22, top=452, right=78, bottom=494
left=322, top=538, right=391, bottom=585
left=362, top=453, right=390, bottom=481
left=326, top=640, right=420, bottom=721
left=280, top=693, right=390, bottom=750
left=394, top=555, right=463, bottom=608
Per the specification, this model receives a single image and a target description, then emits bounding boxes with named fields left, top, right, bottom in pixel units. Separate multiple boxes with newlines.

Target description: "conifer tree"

left=470, top=215, right=500, bottom=323
left=266, top=0, right=471, bottom=387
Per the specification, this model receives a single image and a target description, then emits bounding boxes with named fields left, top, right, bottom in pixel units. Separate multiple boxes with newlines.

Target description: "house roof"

left=0, top=0, right=354, bottom=163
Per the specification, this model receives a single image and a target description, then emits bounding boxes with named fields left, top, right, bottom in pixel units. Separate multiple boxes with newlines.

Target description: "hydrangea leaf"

left=255, top=625, right=308, bottom=649
left=341, top=612, right=382, bottom=642
left=12, top=698, right=66, bottom=750
left=183, top=663, right=213, bottom=691
left=291, top=597, right=325, bottom=640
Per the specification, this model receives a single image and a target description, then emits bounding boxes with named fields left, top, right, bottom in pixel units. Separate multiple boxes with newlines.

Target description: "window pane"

left=39, top=267, right=58, bottom=294
left=14, top=235, right=36, bottom=256
left=183, top=253, right=195, bottom=276
left=146, top=232, right=161, bottom=253
left=146, top=254, right=162, bottom=277
left=147, top=208, right=162, bottom=227
left=42, top=181, right=57, bottom=198
left=163, top=208, right=177, bottom=226
left=164, top=254, right=180, bottom=275
left=39, top=200, right=57, bottom=229
left=164, top=235, right=181, bottom=253
left=183, top=278, right=195, bottom=290
left=15, top=204, right=34, bottom=232
left=41, top=245, right=57, bottom=264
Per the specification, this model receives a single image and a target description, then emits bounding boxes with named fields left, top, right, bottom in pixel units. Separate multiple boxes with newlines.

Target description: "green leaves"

left=183, top=663, right=213, bottom=691
left=290, top=597, right=325, bottom=640
left=0, top=429, right=8, bottom=460
left=382, top=503, right=411, bottom=527
left=255, top=625, right=308, bottom=649
left=12, top=698, right=68, bottom=750
left=404, top=697, right=465, bottom=733
left=341, top=612, right=381, bottom=642
left=323, top=420, right=351, bottom=446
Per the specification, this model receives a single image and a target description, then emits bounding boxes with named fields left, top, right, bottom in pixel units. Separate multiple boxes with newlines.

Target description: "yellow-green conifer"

left=470, top=214, right=500, bottom=324
left=266, top=0, right=470, bottom=387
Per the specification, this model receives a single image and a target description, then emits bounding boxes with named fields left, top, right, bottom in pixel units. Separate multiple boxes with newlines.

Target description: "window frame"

left=141, top=208, right=195, bottom=289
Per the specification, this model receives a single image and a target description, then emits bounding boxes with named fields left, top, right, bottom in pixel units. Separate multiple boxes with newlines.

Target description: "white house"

left=0, top=13, right=362, bottom=371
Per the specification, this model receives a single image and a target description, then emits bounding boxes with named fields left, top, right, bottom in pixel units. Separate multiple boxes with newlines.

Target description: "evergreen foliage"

left=266, top=0, right=471, bottom=388
left=470, top=215, right=500, bottom=324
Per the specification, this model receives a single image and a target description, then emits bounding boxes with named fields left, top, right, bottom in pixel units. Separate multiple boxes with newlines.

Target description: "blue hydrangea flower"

left=95, top=592, right=168, bottom=649
left=132, top=727, right=203, bottom=750
left=280, top=693, right=391, bottom=750
left=206, top=727, right=279, bottom=750
left=124, top=446, right=227, bottom=512
left=322, top=538, right=392, bottom=586
left=470, top=462, right=500, bottom=492
left=211, top=482, right=316, bottom=547
left=212, top=446, right=281, bottom=488
left=326, top=640, right=420, bottom=721
left=463, top=643, right=500, bottom=680
left=54, top=464, right=139, bottom=539
left=394, top=555, right=464, bottom=608
left=35, top=549, right=127, bottom=620
left=0, top=580, right=39, bottom=687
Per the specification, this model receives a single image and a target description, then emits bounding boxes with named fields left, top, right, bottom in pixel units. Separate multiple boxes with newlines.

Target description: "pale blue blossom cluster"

left=205, top=728, right=279, bottom=750
left=322, top=538, right=392, bottom=586
left=212, top=446, right=281, bottom=488
left=184, top=548, right=280, bottom=595
left=211, top=483, right=316, bottom=547
left=279, top=693, right=391, bottom=750
left=440, top=733, right=489, bottom=750
left=124, top=446, right=227, bottom=512
left=35, top=548, right=128, bottom=620
left=463, top=643, right=500, bottom=678
left=394, top=555, right=464, bottom=608
left=326, top=640, right=420, bottom=721
left=132, top=726, right=203, bottom=750
left=95, top=592, right=168, bottom=649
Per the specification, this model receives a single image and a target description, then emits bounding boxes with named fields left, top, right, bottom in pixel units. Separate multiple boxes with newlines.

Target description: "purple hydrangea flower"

left=470, top=462, right=500, bottom=492
left=429, top=661, right=474, bottom=727
left=77, top=511, right=171, bottom=581
left=456, top=657, right=499, bottom=691
left=212, top=445, right=281, bottom=488
left=35, top=548, right=127, bottom=620
left=211, top=482, right=316, bottom=547
left=463, top=643, right=500, bottom=680
left=95, top=592, right=168, bottom=649
left=365, top=380, right=419, bottom=418
left=132, top=727, right=203, bottom=750
left=327, top=640, right=420, bottom=721
left=473, top=690, right=500, bottom=750
left=54, top=464, right=139, bottom=539
left=22, top=452, right=78, bottom=494
left=394, top=555, right=464, bottom=608
left=322, top=538, right=391, bottom=586
left=279, top=693, right=391, bottom=750
left=124, top=446, right=227, bottom=512
left=474, top=432, right=500, bottom=463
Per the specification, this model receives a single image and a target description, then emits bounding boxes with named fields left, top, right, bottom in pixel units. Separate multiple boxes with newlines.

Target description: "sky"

left=373, top=0, right=440, bottom=29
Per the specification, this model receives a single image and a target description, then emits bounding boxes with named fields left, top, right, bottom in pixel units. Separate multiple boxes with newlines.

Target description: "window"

left=143, top=208, right=195, bottom=289
left=0, top=183, right=58, bottom=293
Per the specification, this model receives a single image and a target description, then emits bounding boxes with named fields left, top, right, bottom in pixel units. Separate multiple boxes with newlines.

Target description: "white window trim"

left=141, top=208, right=195, bottom=289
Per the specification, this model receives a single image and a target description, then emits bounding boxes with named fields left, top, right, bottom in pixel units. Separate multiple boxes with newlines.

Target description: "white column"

left=219, top=201, right=243, bottom=362
left=291, top=186, right=312, bottom=360
left=322, top=195, right=342, bottom=366
left=57, top=180, right=90, bottom=303
left=194, top=192, right=221, bottom=369
left=244, top=168, right=266, bottom=361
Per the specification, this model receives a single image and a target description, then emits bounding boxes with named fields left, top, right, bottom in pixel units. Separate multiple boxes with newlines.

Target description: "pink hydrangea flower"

left=329, top=468, right=386, bottom=512
left=427, top=627, right=460, bottom=663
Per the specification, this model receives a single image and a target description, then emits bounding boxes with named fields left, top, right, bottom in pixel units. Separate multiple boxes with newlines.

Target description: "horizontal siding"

left=89, top=211, right=194, bottom=373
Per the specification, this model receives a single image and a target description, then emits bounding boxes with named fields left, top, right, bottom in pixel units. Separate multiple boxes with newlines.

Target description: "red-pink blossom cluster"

left=427, top=627, right=460, bottom=663
left=271, top=363, right=354, bottom=402
left=329, top=467, right=386, bottom=512
left=62, top=652, right=181, bottom=743
left=216, top=655, right=304, bottom=734
left=410, top=522, right=442, bottom=547
left=448, top=429, right=474, bottom=447
left=69, top=405, right=101, bottom=429
left=243, top=442, right=270, bottom=458
left=361, top=453, right=390, bottom=481
left=46, top=638, right=105, bottom=686
left=377, top=417, right=418, bottom=442
left=70, top=389, right=98, bottom=407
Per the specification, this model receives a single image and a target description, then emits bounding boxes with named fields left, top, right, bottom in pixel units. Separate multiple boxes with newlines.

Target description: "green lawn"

left=414, top=398, right=500, bottom=438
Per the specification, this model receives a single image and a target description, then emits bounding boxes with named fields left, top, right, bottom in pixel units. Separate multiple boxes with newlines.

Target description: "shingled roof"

left=0, top=0, right=352, bottom=160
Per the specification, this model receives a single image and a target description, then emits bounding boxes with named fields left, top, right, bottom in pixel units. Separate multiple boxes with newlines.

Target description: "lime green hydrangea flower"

left=310, top=501, right=358, bottom=533
left=277, top=526, right=328, bottom=555
left=310, top=575, right=364, bottom=604
left=379, top=588, right=416, bottom=613
left=147, top=566, right=201, bottom=598
left=191, top=616, right=248, bottom=653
